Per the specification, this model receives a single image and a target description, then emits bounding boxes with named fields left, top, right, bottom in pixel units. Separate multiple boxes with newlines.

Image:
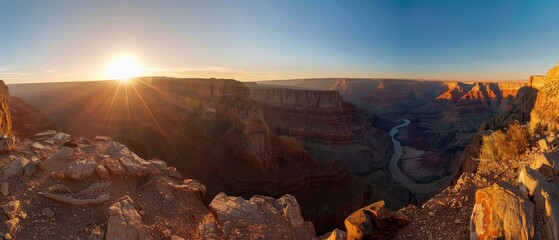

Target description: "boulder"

left=518, top=166, right=559, bottom=240
left=182, top=179, right=206, bottom=199
left=272, top=194, right=305, bottom=227
left=106, top=196, right=151, bottom=240
left=34, top=130, right=57, bottom=140
left=344, top=200, right=410, bottom=240
left=23, top=161, right=36, bottom=176
left=99, top=157, right=126, bottom=176
left=52, top=132, right=70, bottom=141
left=46, top=147, right=73, bottom=162
left=530, top=152, right=559, bottom=171
left=118, top=156, right=160, bottom=177
left=107, top=142, right=160, bottom=177
left=4, top=218, right=19, bottom=232
left=3, top=157, right=30, bottom=179
left=2, top=200, right=20, bottom=219
left=65, top=160, right=98, bottom=180
left=149, top=159, right=167, bottom=171
left=539, top=139, right=550, bottom=151
left=95, top=164, right=110, bottom=179
left=470, top=182, right=535, bottom=240
left=0, top=135, right=13, bottom=153
left=31, top=142, right=50, bottom=151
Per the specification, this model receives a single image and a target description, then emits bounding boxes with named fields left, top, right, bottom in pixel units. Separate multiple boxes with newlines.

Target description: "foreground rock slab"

left=106, top=196, right=151, bottom=240
left=470, top=182, right=535, bottom=240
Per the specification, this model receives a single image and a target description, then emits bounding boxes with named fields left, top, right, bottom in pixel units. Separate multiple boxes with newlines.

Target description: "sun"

left=105, top=55, right=143, bottom=80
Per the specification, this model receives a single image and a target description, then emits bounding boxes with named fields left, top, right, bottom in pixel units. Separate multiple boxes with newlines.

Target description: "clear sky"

left=1, top=0, right=559, bottom=83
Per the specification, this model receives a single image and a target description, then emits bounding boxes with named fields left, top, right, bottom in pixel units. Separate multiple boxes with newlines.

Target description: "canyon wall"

left=249, top=85, right=410, bottom=210
left=249, top=86, right=392, bottom=175
left=8, top=78, right=369, bottom=233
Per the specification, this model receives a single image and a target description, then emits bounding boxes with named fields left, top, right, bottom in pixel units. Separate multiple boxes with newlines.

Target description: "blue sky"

left=1, top=0, right=559, bottom=83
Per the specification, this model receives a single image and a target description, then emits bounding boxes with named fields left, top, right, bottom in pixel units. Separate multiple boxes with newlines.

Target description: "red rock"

left=470, top=182, right=535, bottom=240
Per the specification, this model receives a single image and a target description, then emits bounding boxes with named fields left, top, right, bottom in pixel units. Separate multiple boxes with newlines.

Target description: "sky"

left=1, top=0, right=559, bottom=83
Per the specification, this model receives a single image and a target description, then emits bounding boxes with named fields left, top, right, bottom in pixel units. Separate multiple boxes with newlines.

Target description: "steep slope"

left=249, top=85, right=411, bottom=211
left=9, top=78, right=368, bottom=233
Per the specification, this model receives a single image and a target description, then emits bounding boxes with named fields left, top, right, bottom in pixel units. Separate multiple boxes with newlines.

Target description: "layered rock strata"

left=249, top=86, right=392, bottom=175
left=8, top=78, right=368, bottom=233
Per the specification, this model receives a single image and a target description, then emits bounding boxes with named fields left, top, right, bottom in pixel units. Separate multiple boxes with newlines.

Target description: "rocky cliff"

left=8, top=78, right=369, bottom=233
left=530, top=63, right=559, bottom=132
left=249, top=86, right=392, bottom=175
left=0, top=81, right=12, bottom=138
left=249, top=85, right=410, bottom=211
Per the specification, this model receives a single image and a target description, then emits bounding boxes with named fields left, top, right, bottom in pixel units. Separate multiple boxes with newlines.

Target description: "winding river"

left=388, top=119, right=448, bottom=194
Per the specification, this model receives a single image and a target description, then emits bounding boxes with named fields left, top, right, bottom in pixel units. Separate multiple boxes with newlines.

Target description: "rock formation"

left=470, top=182, right=535, bottom=240
left=249, top=86, right=392, bottom=175
left=344, top=201, right=410, bottom=240
left=530, top=65, right=559, bottom=131
left=9, top=77, right=368, bottom=233
left=0, top=128, right=325, bottom=239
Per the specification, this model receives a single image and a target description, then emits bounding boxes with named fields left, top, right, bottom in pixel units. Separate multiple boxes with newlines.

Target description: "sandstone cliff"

left=0, top=80, right=12, bottom=138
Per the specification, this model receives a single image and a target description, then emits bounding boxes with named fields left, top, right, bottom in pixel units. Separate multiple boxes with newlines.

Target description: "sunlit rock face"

left=9, top=77, right=368, bottom=233
left=0, top=80, right=12, bottom=137
left=458, top=85, right=538, bottom=177
left=547, top=63, right=559, bottom=82
left=530, top=63, right=559, bottom=132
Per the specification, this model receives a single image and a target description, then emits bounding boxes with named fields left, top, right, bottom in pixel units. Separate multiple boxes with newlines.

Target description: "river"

left=388, top=119, right=450, bottom=194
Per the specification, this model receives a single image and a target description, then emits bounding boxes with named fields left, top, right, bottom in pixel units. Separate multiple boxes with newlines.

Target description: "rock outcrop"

left=249, top=86, right=392, bottom=175
left=344, top=200, right=410, bottom=240
left=519, top=163, right=559, bottom=240
left=106, top=196, right=151, bottom=240
left=0, top=129, right=326, bottom=239
left=470, top=182, right=535, bottom=240
left=9, top=78, right=368, bottom=233
left=209, top=193, right=315, bottom=239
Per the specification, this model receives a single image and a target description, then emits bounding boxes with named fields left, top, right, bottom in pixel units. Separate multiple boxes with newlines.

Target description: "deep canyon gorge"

left=5, top=71, right=527, bottom=230
left=0, top=62, right=557, bottom=239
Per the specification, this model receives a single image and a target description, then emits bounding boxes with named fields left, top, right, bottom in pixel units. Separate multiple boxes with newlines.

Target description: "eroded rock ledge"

left=0, top=130, right=409, bottom=239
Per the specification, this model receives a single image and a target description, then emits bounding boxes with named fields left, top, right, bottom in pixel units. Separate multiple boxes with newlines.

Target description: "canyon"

left=1, top=62, right=558, bottom=239
left=8, top=79, right=375, bottom=233
left=256, top=78, right=527, bottom=202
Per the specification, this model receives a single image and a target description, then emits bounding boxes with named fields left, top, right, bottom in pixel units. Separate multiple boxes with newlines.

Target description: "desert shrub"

left=533, top=122, right=548, bottom=135
left=480, top=123, right=530, bottom=162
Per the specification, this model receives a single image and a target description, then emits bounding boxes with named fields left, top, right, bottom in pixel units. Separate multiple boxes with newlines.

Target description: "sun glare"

left=105, top=55, right=143, bottom=80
